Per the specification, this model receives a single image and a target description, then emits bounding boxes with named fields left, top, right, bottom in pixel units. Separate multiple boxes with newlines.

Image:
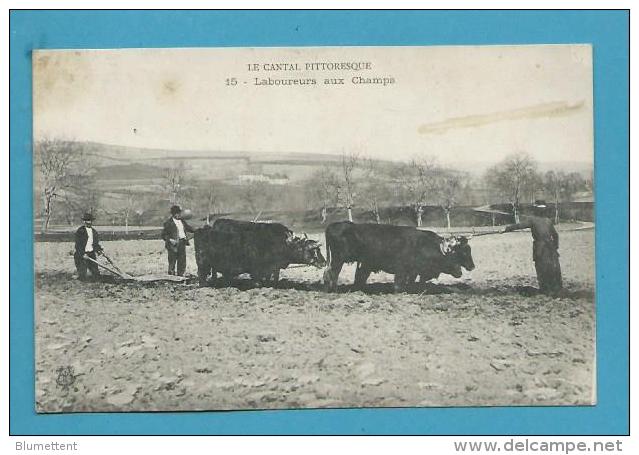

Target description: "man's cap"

left=170, top=205, right=182, bottom=215
left=82, top=212, right=94, bottom=221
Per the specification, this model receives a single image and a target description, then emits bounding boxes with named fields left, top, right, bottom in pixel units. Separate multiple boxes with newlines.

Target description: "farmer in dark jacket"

left=74, top=212, right=103, bottom=281
left=501, top=212, right=562, bottom=294
left=161, top=205, right=195, bottom=276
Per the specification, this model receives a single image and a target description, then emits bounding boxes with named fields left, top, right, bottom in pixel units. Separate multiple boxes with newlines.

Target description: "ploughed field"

left=34, top=229, right=595, bottom=412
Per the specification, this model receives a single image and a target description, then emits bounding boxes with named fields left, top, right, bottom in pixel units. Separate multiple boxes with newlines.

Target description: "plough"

left=83, top=253, right=189, bottom=283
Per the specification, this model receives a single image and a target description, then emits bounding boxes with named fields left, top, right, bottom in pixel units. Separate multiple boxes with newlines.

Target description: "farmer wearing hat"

left=500, top=203, right=562, bottom=294
left=161, top=205, right=195, bottom=276
left=74, top=212, right=103, bottom=281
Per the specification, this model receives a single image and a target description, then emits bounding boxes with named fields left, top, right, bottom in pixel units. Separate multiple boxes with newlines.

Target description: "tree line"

left=34, top=139, right=591, bottom=231
left=305, top=151, right=590, bottom=227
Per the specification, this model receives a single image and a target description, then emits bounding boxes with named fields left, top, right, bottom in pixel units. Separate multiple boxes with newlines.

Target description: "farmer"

left=74, top=212, right=103, bottom=281
left=500, top=206, right=562, bottom=295
left=161, top=205, right=195, bottom=276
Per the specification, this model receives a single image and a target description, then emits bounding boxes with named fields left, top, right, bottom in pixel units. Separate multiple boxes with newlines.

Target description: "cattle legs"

left=252, top=269, right=280, bottom=287
left=195, top=245, right=214, bottom=287
left=323, top=261, right=343, bottom=292
left=197, top=266, right=208, bottom=287
left=196, top=262, right=213, bottom=287
left=393, top=272, right=416, bottom=293
left=354, top=263, right=371, bottom=290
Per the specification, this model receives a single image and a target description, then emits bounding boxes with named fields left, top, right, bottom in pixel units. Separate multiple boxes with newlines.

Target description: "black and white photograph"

left=33, top=45, right=595, bottom=413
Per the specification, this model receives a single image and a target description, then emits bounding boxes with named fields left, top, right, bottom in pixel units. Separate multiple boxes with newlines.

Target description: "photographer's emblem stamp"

left=55, top=366, right=76, bottom=392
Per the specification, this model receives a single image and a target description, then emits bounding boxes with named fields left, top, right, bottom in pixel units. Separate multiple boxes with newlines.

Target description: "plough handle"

left=83, top=255, right=131, bottom=280
left=100, top=252, right=126, bottom=276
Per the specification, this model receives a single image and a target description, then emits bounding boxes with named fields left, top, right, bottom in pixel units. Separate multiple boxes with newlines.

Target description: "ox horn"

left=285, top=230, right=295, bottom=243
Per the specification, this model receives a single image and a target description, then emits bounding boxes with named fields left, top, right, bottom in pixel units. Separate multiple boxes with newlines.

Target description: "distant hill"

left=71, top=140, right=593, bottom=179
left=445, top=159, right=593, bottom=178
left=80, top=141, right=346, bottom=166
left=33, top=140, right=594, bottom=228
left=52, top=140, right=594, bottom=186
left=98, top=162, right=165, bottom=180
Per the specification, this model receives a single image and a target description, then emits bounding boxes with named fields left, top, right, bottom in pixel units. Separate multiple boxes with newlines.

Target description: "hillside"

left=33, top=141, right=593, bottom=229
left=74, top=140, right=592, bottom=181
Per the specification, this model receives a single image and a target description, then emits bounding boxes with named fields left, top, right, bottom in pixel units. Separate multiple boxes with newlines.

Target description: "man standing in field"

left=500, top=207, right=562, bottom=295
left=74, top=212, right=103, bottom=281
left=162, top=205, right=195, bottom=276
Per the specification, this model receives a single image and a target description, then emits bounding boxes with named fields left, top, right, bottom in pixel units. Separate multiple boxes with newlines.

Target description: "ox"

left=194, top=218, right=326, bottom=287
left=323, top=221, right=475, bottom=293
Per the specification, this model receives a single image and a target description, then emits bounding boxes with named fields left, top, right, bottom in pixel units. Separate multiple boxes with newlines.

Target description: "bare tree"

left=241, top=180, right=273, bottom=217
left=339, top=152, right=360, bottom=222
left=130, top=192, right=157, bottom=227
left=399, top=156, right=439, bottom=227
left=525, top=170, right=544, bottom=204
left=163, top=162, right=186, bottom=205
left=47, top=171, right=101, bottom=227
left=205, top=184, right=221, bottom=224
left=544, top=171, right=586, bottom=223
left=70, top=181, right=101, bottom=218
left=563, top=172, right=587, bottom=201
left=306, top=166, right=340, bottom=223
left=544, top=170, right=562, bottom=223
left=119, top=189, right=138, bottom=233
left=35, top=139, right=98, bottom=231
left=361, top=157, right=386, bottom=224
left=242, top=181, right=258, bottom=215
left=487, top=153, right=537, bottom=223
left=36, top=139, right=75, bottom=231
left=438, top=172, right=462, bottom=229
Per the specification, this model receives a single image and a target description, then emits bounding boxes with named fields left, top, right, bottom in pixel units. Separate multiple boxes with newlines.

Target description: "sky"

left=33, top=45, right=594, bottom=165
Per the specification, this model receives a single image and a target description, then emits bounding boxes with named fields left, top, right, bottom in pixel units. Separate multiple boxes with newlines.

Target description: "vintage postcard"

left=33, top=45, right=595, bottom=412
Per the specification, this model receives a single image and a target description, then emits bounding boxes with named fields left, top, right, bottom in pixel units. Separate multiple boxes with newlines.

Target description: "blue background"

left=9, top=10, right=629, bottom=435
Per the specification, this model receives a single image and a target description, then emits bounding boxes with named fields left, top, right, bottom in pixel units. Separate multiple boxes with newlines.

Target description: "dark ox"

left=323, top=222, right=475, bottom=292
left=194, top=218, right=326, bottom=287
